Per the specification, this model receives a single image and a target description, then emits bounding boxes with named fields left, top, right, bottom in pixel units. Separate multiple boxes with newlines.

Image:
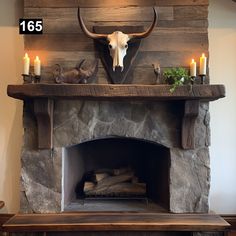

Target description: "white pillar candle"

left=34, top=56, right=41, bottom=76
left=23, top=53, right=30, bottom=75
left=199, top=53, right=207, bottom=75
left=190, top=59, right=196, bottom=77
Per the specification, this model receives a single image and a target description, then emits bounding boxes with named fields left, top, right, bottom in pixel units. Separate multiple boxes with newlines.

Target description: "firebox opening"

left=62, top=136, right=170, bottom=212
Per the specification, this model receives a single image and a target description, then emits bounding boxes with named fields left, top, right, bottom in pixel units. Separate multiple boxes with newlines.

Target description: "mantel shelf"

left=3, top=213, right=230, bottom=232
left=7, top=84, right=225, bottom=101
left=7, top=84, right=225, bottom=150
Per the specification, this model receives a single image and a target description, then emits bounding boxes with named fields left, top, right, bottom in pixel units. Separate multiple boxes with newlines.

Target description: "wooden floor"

left=3, top=213, right=230, bottom=232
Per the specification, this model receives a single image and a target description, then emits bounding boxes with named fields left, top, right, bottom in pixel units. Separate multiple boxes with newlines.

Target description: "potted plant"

left=163, top=67, right=192, bottom=92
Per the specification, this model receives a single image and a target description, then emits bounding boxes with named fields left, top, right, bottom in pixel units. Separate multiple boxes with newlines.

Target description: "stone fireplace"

left=20, top=100, right=211, bottom=214
left=3, top=0, right=230, bottom=234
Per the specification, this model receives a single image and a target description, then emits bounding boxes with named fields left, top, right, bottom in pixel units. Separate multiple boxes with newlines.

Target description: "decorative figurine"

left=53, top=59, right=98, bottom=84
left=152, top=63, right=161, bottom=84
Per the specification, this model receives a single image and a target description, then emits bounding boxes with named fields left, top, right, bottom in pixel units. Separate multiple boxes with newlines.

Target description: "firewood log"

left=113, top=167, right=132, bottom=176
left=96, top=173, right=134, bottom=189
left=95, top=173, right=110, bottom=182
left=84, top=182, right=95, bottom=193
left=85, top=182, right=146, bottom=196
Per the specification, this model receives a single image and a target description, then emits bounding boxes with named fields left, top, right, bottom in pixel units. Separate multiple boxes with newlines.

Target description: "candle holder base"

left=34, top=75, right=41, bottom=83
left=191, top=76, right=196, bottom=85
left=199, top=75, right=206, bottom=84
left=22, top=74, right=33, bottom=84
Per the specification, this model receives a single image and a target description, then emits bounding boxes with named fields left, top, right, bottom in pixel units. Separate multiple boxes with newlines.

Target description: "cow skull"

left=78, top=7, right=157, bottom=72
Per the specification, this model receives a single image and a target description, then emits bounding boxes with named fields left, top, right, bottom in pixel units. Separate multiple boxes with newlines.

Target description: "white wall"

left=209, top=0, right=236, bottom=213
left=0, top=0, right=24, bottom=213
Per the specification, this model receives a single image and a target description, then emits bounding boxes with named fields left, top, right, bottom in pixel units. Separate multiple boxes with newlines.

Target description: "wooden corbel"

left=181, top=100, right=200, bottom=150
left=34, top=99, right=54, bottom=149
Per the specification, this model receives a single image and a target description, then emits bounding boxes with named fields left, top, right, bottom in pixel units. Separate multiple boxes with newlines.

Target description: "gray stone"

left=21, top=167, right=61, bottom=213
left=21, top=100, right=211, bottom=214
left=170, top=148, right=210, bottom=213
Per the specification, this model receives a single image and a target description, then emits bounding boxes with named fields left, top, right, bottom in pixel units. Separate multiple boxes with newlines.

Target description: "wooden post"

left=34, top=99, right=54, bottom=149
left=182, top=100, right=199, bottom=150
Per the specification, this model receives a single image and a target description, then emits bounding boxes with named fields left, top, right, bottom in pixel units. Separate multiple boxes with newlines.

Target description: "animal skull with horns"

left=78, top=7, right=157, bottom=72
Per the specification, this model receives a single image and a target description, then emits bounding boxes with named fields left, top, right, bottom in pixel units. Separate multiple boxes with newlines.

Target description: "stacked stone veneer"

left=20, top=100, right=211, bottom=214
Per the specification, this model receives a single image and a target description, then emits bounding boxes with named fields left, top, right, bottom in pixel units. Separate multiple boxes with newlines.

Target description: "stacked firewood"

left=83, top=167, right=146, bottom=197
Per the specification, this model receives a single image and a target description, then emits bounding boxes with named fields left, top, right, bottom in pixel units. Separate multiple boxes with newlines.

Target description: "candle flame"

left=202, top=53, right=205, bottom=58
left=191, top=59, right=195, bottom=63
left=36, top=56, right=39, bottom=60
left=24, top=53, right=29, bottom=58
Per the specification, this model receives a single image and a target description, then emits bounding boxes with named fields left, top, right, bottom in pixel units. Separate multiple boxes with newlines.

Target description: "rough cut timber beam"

left=182, top=100, right=200, bottom=149
left=34, top=99, right=54, bottom=149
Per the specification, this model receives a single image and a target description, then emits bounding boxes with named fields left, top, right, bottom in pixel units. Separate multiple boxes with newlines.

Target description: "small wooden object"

left=0, top=201, right=4, bottom=210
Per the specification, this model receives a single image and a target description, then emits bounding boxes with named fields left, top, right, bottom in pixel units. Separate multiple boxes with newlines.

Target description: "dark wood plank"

left=174, top=6, right=208, bottom=20
left=0, top=214, right=14, bottom=232
left=222, top=215, right=236, bottom=231
left=24, top=7, right=173, bottom=21
left=24, top=32, right=208, bottom=52
left=39, top=19, right=208, bottom=34
left=182, top=100, right=199, bottom=149
left=7, top=84, right=225, bottom=101
left=3, top=213, right=229, bottom=232
left=34, top=99, right=54, bottom=149
left=38, top=51, right=207, bottom=68
left=24, top=0, right=208, bottom=8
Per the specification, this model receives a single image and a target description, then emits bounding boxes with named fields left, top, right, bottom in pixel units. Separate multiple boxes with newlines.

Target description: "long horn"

left=128, top=7, right=157, bottom=40
left=78, top=7, right=108, bottom=40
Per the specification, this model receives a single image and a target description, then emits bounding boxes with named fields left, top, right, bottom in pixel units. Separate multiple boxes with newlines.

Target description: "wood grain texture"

left=182, top=100, right=200, bottom=149
left=24, top=0, right=209, bottom=8
left=3, top=213, right=229, bottom=232
left=24, top=1, right=209, bottom=85
left=0, top=214, right=14, bottom=232
left=34, top=99, right=54, bottom=149
left=7, top=84, right=225, bottom=101
left=24, top=32, right=208, bottom=52
left=222, top=215, right=236, bottom=231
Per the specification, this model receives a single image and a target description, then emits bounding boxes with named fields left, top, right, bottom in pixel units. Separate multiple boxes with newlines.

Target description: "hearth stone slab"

left=20, top=100, right=211, bottom=213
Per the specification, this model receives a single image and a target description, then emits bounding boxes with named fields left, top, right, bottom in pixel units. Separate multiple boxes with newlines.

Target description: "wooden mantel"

left=7, top=84, right=225, bottom=150
left=8, top=84, right=225, bottom=101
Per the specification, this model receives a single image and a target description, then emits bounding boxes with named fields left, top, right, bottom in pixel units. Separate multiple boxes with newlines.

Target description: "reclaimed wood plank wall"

left=24, top=0, right=209, bottom=84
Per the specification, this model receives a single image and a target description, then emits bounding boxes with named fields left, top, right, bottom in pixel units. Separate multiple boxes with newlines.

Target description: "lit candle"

left=23, top=53, right=30, bottom=75
left=199, top=53, right=207, bottom=75
left=190, top=59, right=196, bottom=77
left=34, top=56, right=41, bottom=76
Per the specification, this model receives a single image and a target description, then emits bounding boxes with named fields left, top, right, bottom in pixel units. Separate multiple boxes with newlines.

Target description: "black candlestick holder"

left=22, top=74, right=33, bottom=84
left=22, top=73, right=41, bottom=84
left=34, top=75, right=41, bottom=83
left=190, top=76, right=196, bottom=85
left=199, top=74, right=206, bottom=84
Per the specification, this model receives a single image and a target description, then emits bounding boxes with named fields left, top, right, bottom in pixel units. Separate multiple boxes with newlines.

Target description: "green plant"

left=163, top=67, right=192, bottom=93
